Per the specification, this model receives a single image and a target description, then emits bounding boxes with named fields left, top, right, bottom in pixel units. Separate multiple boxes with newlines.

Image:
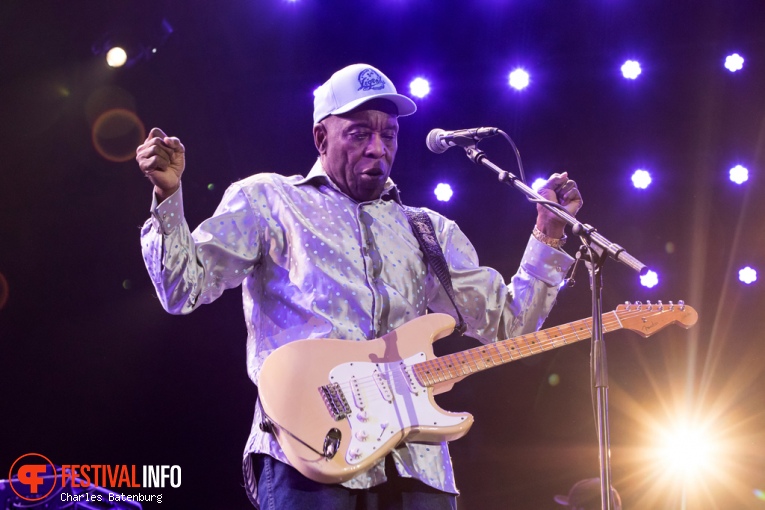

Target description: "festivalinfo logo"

left=8, top=452, right=181, bottom=504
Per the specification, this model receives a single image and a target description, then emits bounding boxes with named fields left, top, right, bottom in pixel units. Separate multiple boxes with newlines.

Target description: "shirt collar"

left=296, top=158, right=402, bottom=204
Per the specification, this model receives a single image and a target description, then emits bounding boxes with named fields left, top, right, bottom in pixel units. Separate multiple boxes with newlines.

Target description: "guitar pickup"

left=399, top=361, right=422, bottom=395
left=319, top=382, right=351, bottom=421
left=373, top=370, right=393, bottom=403
left=349, top=376, right=365, bottom=410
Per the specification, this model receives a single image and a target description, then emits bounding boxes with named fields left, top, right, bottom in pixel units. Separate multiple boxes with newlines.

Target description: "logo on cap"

left=357, top=69, right=386, bottom=91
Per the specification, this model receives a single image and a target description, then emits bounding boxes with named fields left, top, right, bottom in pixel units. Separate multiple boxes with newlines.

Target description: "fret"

left=556, top=325, right=568, bottom=344
left=490, top=344, right=503, bottom=365
left=500, top=340, right=516, bottom=361
left=425, top=360, right=442, bottom=384
left=507, top=336, right=522, bottom=358
left=540, top=329, right=555, bottom=349
left=432, top=359, right=446, bottom=383
left=603, top=312, right=619, bottom=333
left=458, top=351, right=474, bottom=374
left=417, top=365, right=435, bottom=386
left=441, top=355, right=459, bottom=379
left=518, top=334, right=536, bottom=356
left=480, top=346, right=496, bottom=368
left=475, top=349, right=488, bottom=370
left=495, top=341, right=507, bottom=363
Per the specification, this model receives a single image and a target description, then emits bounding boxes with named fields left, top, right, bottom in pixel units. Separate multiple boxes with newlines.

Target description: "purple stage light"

left=631, top=169, right=652, bottom=189
left=621, top=60, right=642, bottom=79
left=729, top=165, right=749, bottom=185
left=409, top=77, right=430, bottom=98
left=531, top=177, right=547, bottom=191
left=724, top=53, right=744, bottom=72
left=739, top=267, right=757, bottom=285
left=508, top=68, right=530, bottom=90
left=640, top=270, right=659, bottom=288
left=434, top=183, right=453, bottom=202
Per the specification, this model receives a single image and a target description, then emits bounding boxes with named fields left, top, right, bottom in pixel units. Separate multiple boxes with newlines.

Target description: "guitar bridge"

left=319, top=382, right=351, bottom=421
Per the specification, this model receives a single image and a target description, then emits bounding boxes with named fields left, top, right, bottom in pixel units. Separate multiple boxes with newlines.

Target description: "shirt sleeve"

left=425, top=216, right=575, bottom=343
left=140, top=183, right=262, bottom=315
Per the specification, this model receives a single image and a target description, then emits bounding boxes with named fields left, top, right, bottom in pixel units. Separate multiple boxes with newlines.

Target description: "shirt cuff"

left=521, top=234, right=575, bottom=286
left=150, top=184, right=184, bottom=235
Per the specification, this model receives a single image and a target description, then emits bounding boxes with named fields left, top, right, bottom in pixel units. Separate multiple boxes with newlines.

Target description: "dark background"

left=2, top=1, right=764, bottom=508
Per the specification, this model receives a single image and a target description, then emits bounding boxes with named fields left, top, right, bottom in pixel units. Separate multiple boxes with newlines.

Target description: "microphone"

left=426, top=127, right=500, bottom=154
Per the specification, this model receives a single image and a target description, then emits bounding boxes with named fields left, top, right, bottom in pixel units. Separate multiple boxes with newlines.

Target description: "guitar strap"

left=403, top=206, right=467, bottom=335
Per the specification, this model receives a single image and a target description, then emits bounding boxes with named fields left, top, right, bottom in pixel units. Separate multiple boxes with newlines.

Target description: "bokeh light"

left=434, top=183, right=454, bottom=202
left=409, top=77, right=430, bottom=98
left=738, top=266, right=757, bottom=284
left=531, top=177, right=548, bottom=191
left=724, top=53, right=744, bottom=72
left=653, top=421, right=716, bottom=480
left=621, top=60, right=642, bottom=79
left=632, top=169, right=652, bottom=189
left=640, top=270, right=659, bottom=288
left=106, top=47, right=128, bottom=67
left=729, top=165, right=748, bottom=184
left=508, top=68, right=530, bottom=90
left=91, top=108, right=146, bottom=163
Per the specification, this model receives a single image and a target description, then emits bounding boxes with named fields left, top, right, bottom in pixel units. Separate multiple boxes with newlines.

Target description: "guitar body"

left=258, top=313, right=473, bottom=484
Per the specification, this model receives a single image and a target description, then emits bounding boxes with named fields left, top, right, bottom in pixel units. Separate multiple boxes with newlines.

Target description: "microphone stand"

left=461, top=144, right=647, bottom=510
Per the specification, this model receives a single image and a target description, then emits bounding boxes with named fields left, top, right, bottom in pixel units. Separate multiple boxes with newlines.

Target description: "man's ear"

left=313, top=123, right=327, bottom=154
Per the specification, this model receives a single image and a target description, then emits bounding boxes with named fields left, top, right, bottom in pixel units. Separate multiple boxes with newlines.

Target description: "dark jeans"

left=251, top=454, right=457, bottom=510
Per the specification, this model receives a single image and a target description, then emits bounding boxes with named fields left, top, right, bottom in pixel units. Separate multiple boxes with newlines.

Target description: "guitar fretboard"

left=412, top=311, right=624, bottom=387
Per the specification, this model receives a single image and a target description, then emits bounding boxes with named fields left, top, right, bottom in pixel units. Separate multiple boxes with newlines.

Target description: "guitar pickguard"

left=328, top=352, right=468, bottom=466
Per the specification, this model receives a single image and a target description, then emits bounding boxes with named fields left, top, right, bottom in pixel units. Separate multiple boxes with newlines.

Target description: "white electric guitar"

left=258, top=301, right=697, bottom=484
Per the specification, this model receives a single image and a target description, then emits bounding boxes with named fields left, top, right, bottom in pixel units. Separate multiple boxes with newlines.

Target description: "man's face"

left=315, top=102, right=399, bottom=202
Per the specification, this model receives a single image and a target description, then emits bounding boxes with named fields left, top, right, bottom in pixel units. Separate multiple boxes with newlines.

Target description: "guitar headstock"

left=615, top=300, right=698, bottom=338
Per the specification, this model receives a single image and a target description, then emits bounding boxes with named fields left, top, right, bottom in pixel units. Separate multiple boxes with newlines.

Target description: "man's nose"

left=365, top=134, right=386, bottom=158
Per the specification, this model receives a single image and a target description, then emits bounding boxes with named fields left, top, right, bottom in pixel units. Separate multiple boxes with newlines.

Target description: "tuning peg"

left=624, top=301, right=632, bottom=311
left=679, top=300, right=685, bottom=310
left=657, top=300, right=664, bottom=310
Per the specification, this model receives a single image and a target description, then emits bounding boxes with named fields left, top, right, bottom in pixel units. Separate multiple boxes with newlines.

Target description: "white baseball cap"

left=313, top=64, right=417, bottom=124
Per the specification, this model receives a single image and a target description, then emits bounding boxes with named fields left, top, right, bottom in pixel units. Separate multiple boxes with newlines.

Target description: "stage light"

left=92, top=18, right=173, bottom=69
left=409, top=77, right=430, bottom=98
left=434, top=183, right=453, bottom=202
left=724, top=53, right=744, bottom=72
left=508, top=68, right=530, bottom=90
left=640, top=270, right=659, bottom=288
left=738, top=266, right=757, bottom=284
left=631, top=169, right=652, bottom=189
left=106, top=47, right=128, bottom=68
left=654, top=421, right=715, bottom=480
left=729, top=165, right=748, bottom=184
left=531, top=177, right=547, bottom=191
left=621, top=60, right=642, bottom=79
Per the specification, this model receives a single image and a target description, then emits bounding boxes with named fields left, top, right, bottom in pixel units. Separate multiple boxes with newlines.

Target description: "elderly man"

left=136, top=63, right=582, bottom=509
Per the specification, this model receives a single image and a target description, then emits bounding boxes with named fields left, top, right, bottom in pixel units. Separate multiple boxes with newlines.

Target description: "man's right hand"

left=136, top=127, right=186, bottom=201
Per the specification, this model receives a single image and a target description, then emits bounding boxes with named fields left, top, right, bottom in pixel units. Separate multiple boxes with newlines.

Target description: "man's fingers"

left=147, top=127, right=168, bottom=141
left=163, top=136, right=185, bottom=153
left=136, top=142, right=174, bottom=174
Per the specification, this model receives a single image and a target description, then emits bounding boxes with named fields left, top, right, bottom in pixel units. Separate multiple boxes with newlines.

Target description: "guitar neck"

left=412, top=311, right=623, bottom=387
